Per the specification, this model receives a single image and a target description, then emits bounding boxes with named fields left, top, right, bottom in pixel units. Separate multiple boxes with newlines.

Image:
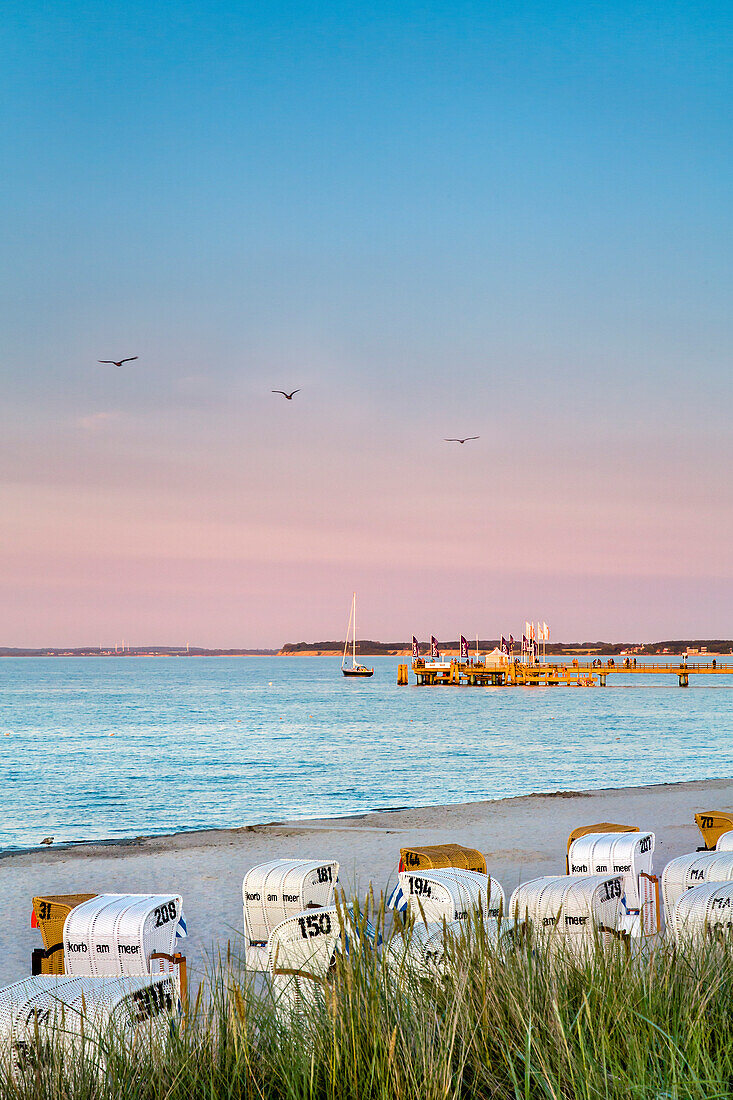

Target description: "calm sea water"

left=0, top=656, right=732, bottom=851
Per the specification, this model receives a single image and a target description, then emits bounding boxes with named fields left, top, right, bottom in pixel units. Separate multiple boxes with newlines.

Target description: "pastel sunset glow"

left=2, top=1, right=731, bottom=647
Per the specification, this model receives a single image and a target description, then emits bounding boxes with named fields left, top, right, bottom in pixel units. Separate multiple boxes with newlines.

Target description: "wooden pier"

left=411, top=658, right=733, bottom=688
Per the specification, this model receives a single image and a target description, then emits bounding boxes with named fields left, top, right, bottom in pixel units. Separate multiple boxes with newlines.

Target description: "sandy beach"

left=1, top=776, right=731, bottom=989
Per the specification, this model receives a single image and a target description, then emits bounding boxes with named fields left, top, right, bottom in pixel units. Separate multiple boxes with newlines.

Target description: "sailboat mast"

left=352, top=592, right=357, bottom=667
left=342, top=598, right=353, bottom=669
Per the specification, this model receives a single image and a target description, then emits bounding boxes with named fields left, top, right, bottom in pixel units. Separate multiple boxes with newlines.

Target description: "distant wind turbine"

left=98, top=357, right=138, bottom=367
left=444, top=436, right=480, bottom=444
left=272, top=389, right=300, bottom=400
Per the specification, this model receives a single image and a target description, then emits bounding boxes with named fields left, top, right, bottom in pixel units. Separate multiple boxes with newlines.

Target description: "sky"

left=1, top=0, right=731, bottom=648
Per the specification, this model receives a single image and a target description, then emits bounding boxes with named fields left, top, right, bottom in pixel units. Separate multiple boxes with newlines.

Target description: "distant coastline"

left=0, top=646, right=278, bottom=658
left=2, top=639, right=732, bottom=657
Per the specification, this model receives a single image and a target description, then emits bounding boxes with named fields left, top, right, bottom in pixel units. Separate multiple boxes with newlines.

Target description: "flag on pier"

left=509, top=635, right=514, bottom=651
left=522, top=634, right=529, bottom=654
left=500, top=636, right=510, bottom=656
left=541, top=622, right=550, bottom=641
left=412, top=636, right=420, bottom=659
left=460, top=635, right=469, bottom=660
left=431, top=636, right=440, bottom=659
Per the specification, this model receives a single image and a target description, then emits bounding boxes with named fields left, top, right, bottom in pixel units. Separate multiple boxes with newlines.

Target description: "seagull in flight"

left=98, top=357, right=138, bottom=367
left=272, top=389, right=300, bottom=400
left=444, top=436, right=480, bottom=444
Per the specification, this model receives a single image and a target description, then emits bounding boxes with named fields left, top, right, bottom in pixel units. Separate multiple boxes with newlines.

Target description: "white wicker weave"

left=669, top=881, right=733, bottom=944
left=509, top=875, right=625, bottom=957
left=0, top=974, right=178, bottom=1077
left=396, top=868, right=505, bottom=925
left=63, top=894, right=185, bottom=981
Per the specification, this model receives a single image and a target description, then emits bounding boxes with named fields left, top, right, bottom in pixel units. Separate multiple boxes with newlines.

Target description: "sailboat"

left=341, top=593, right=374, bottom=678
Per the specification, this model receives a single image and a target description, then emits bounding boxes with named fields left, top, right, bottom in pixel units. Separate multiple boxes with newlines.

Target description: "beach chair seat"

left=567, top=831, right=655, bottom=910
left=387, top=867, right=505, bottom=924
left=661, top=852, right=733, bottom=918
left=509, top=874, right=626, bottom=957
left=694, top=812, right=733, bottom=851
left=668, top=881, right=733, bottom=944
left=63, top=894, right=187, bottom=995
left=267, top=905, right=341, bottom=1014
left=243, top=858, right=339, bottom=972
left=31, top=894, right=97, bottom=975
left=398, top=843, right=486, bottom=875
left=0, top=973, right=179, bottom=1079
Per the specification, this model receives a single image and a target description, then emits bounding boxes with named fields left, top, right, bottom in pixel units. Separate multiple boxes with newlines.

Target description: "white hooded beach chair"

left=384, top=916, right=509, bottom=984
left=0, top=973, right=178, bottom=1078
left=242, top=859, right=339, bottom=971
left=509, top=875, right=626, bottom=957
left=668, top=881, right=733, bottom=944
left=567, top=831, right=655, bottom=909
left=266, top=904, right=342, bottom=1015
left=384, top=919, right=466, bottom=981
left=62, top=894, right=187, bottom=994
left=715, top=831, right=733, bottom=851
left=661, top=852, right=733, bottom=918
left=567, top=830, right=659, bottom=936
left=387, top=868, right=505, bottom=924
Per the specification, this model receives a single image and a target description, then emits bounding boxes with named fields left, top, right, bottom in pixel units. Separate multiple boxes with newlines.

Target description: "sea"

left=1, top=655, right=732, bottom=852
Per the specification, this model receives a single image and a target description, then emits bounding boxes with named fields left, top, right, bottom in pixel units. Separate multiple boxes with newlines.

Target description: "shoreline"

left=0, top=774, right=728, bottom=864
left=1, top=775, right=731, bottom=987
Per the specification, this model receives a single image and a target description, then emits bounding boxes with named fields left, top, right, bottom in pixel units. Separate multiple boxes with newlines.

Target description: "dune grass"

left=5, top=900, right=733, bottom=1100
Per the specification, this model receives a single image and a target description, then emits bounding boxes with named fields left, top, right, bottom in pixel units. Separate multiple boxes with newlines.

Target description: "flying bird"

left=272, top=389, right=300, bottom=400
left=98, top=357, right=138, bottom=367
left=444, top=436, right=480, bottom=444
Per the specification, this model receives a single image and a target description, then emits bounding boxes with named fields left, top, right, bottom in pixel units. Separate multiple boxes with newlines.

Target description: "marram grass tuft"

left=3, top=896, right=733, bottom=1100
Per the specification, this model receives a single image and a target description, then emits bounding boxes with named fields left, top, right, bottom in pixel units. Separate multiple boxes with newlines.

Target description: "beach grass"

left=5, top=902, right=733, bottom=1100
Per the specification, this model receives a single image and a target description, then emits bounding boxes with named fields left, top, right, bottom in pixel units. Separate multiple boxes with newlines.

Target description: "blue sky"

left=1, top=1, right=731, bottom=645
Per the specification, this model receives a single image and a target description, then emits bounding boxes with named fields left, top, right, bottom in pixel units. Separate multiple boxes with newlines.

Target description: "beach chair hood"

left=509, top=874, right=625, bottom=955
left=568, top=831, right=655, bottom=909
left=393, top=868, right=505, bottom=924
left=63, top=894, right=185, bottom=979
